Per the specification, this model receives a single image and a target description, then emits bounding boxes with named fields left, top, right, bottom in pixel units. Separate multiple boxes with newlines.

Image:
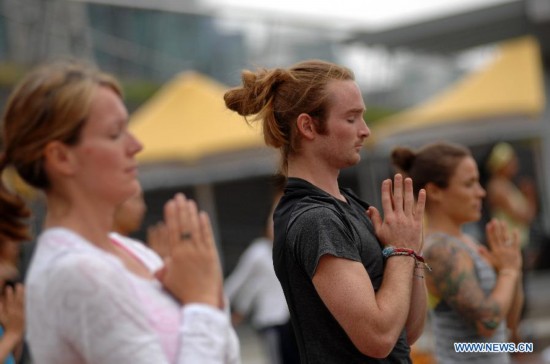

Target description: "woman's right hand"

left=155, top=194, right=223, bottom=309
left=484, top=218, right=522, bottom=273
left=0, top=283, right=25, bottom=339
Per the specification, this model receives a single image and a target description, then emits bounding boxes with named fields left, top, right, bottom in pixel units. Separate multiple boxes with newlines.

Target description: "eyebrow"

left=346, top=108, right=366, bottom=114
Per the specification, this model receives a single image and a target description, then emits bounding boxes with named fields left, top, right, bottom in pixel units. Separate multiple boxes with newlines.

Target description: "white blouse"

left=224, top=237, right=290, bottom=329
left=25, top=228, right=240, bottom=364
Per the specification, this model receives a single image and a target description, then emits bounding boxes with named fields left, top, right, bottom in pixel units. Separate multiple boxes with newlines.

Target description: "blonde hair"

left=0, top=60, right=122, bottom=241
left=486, top=142, right=515, bottom=174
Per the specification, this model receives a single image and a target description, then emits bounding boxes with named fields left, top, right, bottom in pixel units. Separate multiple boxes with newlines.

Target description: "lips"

left=125, top=165, right=138, bottom=175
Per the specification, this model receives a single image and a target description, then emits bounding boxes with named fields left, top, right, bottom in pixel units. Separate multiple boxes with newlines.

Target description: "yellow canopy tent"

left=129, top=72, right=265, bottom=164
left=368, top=35, right=546, bottom=146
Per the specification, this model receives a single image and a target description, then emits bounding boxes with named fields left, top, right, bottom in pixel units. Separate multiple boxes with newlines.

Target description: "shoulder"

left=424, top=233, right=475, bottom=272
left=32, top=229, right=130, bottom=288
left=288, top=203, right=343, bottom=230
left=425, top=233, right=464, bottom=254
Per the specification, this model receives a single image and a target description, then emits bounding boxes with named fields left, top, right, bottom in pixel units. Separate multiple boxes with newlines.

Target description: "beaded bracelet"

left=382, top=246, right=432, bottom=277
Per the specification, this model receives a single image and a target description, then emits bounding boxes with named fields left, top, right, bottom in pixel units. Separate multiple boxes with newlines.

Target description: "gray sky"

left=202, top=0, right=517, bottom=31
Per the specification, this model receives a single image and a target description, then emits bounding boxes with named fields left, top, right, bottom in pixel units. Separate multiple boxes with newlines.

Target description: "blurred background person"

left=0, top=180, right=29, bottom=363
left=112, top=182, right=172, bottom=260
left=112, top=185, right=147, bottom=238
left=0, top=282, right=25, bottom=364
left=0, top=240, right=25, bottom=364
left=392, top=141, right=523, bottom=364
left=485, top=141, right=538, bottom=268
left=224, top=190, right=299, bottom=364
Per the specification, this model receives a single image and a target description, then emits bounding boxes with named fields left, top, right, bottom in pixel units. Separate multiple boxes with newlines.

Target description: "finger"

left=403, top=177, right=414, bottom=215
left=3, top=285, right=13, bottom=307
left=174, top=194, right=191, bottom=240
left=392, top=174, right=404, bottom=213
left=380, top=179, right=394, bottom=217
left=185, top=199, right=201, bottom=245
left=494, top=219, right=509, bottom=248
left=14, top=283, right=24, bottom=306
left=415, top=189, right=426, bottom=222
left=366, top=206, right=382, bottom=232
left=478, top=245, right=494, bottom=265
left=198, top=211, right=215, bottom=250
left=164, top=198, right=180, bottom=251
left=499, top=220, right=511, bottom=247
left=485, top=219, right=497, bottom=250
left=511, top=228, right=521, bottom=250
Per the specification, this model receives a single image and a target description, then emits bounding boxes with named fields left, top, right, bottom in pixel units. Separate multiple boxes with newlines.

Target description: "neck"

left=288, top=157, right=344, bottom=201
left=44, top=191, right=115, bottom=250
left=425, top=211, right=463, bottom=239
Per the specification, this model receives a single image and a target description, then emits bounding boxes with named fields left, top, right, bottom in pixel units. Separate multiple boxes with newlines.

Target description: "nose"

left=477, top=183, right=486, bottom=197
left=127, top=131, right=143, bottom=155
left=360, top=120, right=371, bottom=139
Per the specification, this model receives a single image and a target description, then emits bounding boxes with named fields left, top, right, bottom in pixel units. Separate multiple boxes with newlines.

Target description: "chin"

left=346, top=155, right=361, bottom=167
left=115, top=181, right=141, bottom=203
left=469, top=211, right=482, bottom=222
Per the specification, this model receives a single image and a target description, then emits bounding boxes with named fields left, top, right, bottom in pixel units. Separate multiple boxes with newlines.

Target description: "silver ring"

left=181, top=232, right=192, bottom=240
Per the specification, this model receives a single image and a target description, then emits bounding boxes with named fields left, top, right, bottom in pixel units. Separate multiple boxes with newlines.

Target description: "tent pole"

left=194, top=183, right=224, bottom=268
left=539, top=89, right=550, bottom=236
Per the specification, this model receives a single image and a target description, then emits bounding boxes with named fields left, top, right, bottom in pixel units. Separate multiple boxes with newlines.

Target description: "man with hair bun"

left=225, top=59, right=427, bottom=363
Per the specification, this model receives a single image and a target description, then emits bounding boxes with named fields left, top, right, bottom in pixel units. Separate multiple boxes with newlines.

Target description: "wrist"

left=499, top=268, right=520, bottom=278
left=382, top=246, right=432, bottom=277
left=2, top=330, right=23, bottom=344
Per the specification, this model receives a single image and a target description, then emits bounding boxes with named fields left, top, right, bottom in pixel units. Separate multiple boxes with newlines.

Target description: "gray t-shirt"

left=273, top=178, right=411, bottom=363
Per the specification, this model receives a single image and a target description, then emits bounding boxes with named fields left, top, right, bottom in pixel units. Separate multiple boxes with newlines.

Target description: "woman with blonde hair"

left=0, top=60, right=239, bottom=363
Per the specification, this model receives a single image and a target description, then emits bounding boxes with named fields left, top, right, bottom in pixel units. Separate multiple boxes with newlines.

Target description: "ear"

left=296, top=113, right=315, bottom=140
left=425, top=182, right=444, bottom=203
left=43, top=141, right=77, bottom=177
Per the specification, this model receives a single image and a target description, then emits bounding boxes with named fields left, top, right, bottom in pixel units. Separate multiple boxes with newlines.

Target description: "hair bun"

left=391, top=147, right=416, bottom=173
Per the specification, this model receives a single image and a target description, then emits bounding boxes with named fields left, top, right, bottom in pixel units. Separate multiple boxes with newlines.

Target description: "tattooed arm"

left=425, top=234, right=520, bottom=338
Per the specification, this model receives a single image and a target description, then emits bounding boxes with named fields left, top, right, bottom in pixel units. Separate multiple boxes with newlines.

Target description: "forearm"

left=506, top=274, right=524, bottom=331
left=374, top=256, right=416, bottom=340
left=0, top=332, right=22, bottom=362
left=405, top=273, right=427, bottom=344
left=492, top=270, right=520, bottom=317
left=476, top=269, right=520, bottom=336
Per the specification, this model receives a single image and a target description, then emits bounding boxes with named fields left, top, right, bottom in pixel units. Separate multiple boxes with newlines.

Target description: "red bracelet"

left=382, top=246, right=432, bottom=272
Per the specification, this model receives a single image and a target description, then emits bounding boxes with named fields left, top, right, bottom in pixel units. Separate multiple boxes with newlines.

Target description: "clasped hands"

left=367, top=174, right=426, bottom=253
left=154, top=193, right=224, bottom=309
